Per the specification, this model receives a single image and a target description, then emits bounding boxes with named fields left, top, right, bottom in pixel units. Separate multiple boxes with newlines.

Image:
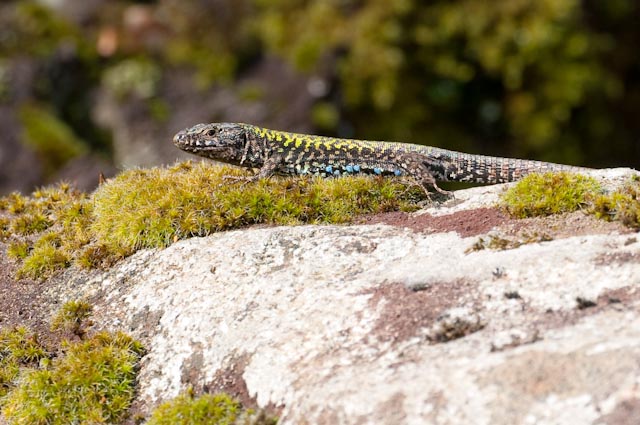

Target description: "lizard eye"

left=205, top=129, right=217, bottom=137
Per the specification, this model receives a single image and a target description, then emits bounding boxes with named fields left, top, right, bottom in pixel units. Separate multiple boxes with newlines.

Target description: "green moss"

left=147, top=391, right=277, bottom=425
left=75, top=242, right=119, bottom=269
left=90, top=162, right=424, bottom=254
left=6, top=240, right=30, bottom=259
left=147, top=392, right=240, bottom=425
left=0, top=216, right=9, bottom=236
left=2, top=162, right=424, bottom=279
left=51, top=300, right=93, bottom=338
left=9, top=212, right=51, bottom=235
left=1, top=304, right=144, bottom=423
left=0, top=327, right=48, bottom=399
left=2, top=331, right=143, bottom=424
left=0, top=192, right=28, bottom=214
left=0, top=326, right=48, bottom=365
left=0, top=359, right=19, bottom=400
left=500, top=173, right=640, bottom=230
left=501, top=172, right=602, bottom=218
left=591, top=177, right=640, bottom=229
left=17, top=238, right=70, bottom=280
left=1, top=183, right=92, bottom=280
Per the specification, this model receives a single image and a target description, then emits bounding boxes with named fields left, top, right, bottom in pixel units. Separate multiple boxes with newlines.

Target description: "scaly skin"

left=173, top=122, right=590, bottom=194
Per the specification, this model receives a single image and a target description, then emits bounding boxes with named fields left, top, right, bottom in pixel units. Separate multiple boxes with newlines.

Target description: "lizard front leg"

left=223, top=155, right=283, bottom=184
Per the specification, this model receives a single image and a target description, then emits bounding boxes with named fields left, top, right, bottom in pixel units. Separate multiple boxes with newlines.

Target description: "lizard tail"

left=434, top=151, right=590, bottom=184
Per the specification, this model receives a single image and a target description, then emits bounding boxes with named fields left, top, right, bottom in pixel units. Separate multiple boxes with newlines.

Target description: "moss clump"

left=501, top=172, right=602, bottom=218
left=2, top=162, right=425, bottom=279
left=2, top=331, right=143, bottom=424
left=1, top=183, right=93, bottom=280
left=8, top=212, right=51, bottom=235
left=0, top=217, right=10, bottom=240
left=147, top=391, right=277, bottom=425
left=0, top=327, right=48, bottom=399
left=0, top=192, right=28, bottom=214
left=16, top=236, right=70, bottom=280
left=50, top=300, right=94, bottom=338
left=591, top=177, right=640, bottom=229
left=90, top=161, right=424, bottom=254
left=502, top=173, right=640, bottom=230
left=6, top=240, right=30, bottom=259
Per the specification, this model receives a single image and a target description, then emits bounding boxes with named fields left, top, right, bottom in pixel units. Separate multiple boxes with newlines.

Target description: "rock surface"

left=4, top=168, right=640, bottom=424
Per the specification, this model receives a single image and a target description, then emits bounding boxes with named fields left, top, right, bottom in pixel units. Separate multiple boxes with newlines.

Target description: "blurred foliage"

left=19, top=104, right=87, bottom=176
left=1, top=0, right=640, bottom=179
left=0, top=1, right=87, bottom=58
left=0, top=0, right=110, bottom=156
left=252, top=0, right=625, bottom=161
left=157, top=0, right=256, bottom=87
left=0, top=61, right=10, bottom=101
left=102, top=58, right=161, bottom=99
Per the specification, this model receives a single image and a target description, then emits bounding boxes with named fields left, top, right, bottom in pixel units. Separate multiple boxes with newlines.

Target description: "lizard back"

left=245, top=124, right=587, bottom=184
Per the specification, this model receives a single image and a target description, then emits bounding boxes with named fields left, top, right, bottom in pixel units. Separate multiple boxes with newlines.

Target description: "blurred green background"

left=1, top=0, right=638, bottom=194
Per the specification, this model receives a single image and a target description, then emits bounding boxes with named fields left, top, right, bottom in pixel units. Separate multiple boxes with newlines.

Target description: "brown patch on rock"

left=598, top=398, right=640, bottom=425
left=364, top=280, right=479, bottom=344
left=597, top=286, right=640, bottom=305
left=361, top=392, right=407, bottom=424
left=484, top=349, right=639, bottom=424
left=358, top=207, right=511, bottom=237
left=359, top=209, right=631, bottom=246
left=207, top=353, right=283, bottom=417
left=498, top=211, right=632, bottom=240
left=0, top=247, right=61, bottom=347
left=525, top=286, right=640, bottom=336
left=181, top=347, right=205, bottom=387
left=594, top=250, right=640, bottom=266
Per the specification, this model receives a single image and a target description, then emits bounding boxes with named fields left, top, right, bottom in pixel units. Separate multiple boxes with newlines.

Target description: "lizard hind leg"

left=400, top=153, right=453, bottom=197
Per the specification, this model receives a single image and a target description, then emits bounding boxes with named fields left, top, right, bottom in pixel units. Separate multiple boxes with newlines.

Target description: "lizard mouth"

left=173, top=132, right=238, bottom=162
left=173, top=132, right=221, bottom=153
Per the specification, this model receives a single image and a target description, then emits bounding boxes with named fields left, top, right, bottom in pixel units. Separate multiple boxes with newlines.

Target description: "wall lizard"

left=173, top=122, right=590, bottom=194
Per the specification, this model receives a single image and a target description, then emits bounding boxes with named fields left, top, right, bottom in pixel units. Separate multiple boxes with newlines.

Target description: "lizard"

left=173, top=122, right=590, bottom=195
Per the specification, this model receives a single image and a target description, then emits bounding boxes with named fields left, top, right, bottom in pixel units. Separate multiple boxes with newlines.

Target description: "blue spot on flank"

left=353, top=165, right=361, bottom=172
left=325, top=165, right=333, bottom=173
left=373, top=167, right=382, bottom=175
left=333, top=170, right=340, bottom=176
left=394, top=169, right=402, bottom=176
left=345, top=165, right=354, bottom=173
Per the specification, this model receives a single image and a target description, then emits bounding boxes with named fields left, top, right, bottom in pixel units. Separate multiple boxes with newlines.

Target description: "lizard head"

left=173, top=122, right=247, bottom=164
